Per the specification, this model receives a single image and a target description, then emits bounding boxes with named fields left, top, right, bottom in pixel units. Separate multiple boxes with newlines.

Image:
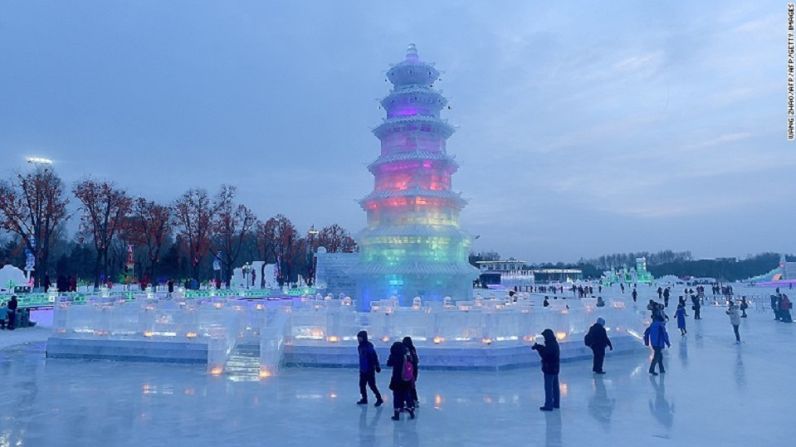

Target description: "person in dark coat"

left=356, top=330, right=383, bottom=407
left=402, top=336, right=419, bottom=407
left=7, top=295, right=18, bottom=330
left=691, top=294, right=701, bottom=320
left=386, top=341, right=414, bottom=420
left=740, top=297, right=749, bottom=318
left=532, top=328, right=560, bottom=411
left=771, top=294, right=781, bottom=320
left=584, top=318, right=613, bottom=374
left=780, top=295, right=793, bottom=323
left=644, top=318, right=670, bottom=375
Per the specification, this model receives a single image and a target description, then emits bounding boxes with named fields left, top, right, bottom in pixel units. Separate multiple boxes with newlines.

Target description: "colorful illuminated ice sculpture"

left=351, top=44, right=479, bottom=310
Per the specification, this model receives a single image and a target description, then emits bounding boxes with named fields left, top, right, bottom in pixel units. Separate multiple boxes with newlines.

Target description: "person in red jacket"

left=780, top=295, right=793, bottom=323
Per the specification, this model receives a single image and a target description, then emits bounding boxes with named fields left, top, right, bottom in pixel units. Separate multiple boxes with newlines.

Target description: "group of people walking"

left=356, top=285, right=789, bottom=417
left=356, top=331, right=419, bottom=421
left=770, top=291, right=793, bottom=323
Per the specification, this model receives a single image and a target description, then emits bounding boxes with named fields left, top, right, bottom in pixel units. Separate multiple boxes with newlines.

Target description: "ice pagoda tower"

left=351, top=44, right=479, bottom=310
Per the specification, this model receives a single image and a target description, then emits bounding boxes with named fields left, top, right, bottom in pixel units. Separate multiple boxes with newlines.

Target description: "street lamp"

left=26, top=156, right=53, bottom=166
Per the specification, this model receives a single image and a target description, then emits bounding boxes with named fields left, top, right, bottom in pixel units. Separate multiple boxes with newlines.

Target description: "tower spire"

left=406, top=43, right=418, bottom=62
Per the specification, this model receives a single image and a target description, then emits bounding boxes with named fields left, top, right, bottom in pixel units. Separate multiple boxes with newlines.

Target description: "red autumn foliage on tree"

left=173, top=188, right=218, bottom=282
left=318, top=223, right=358, bottom=253
left=73, top=179, right=133, bottom=288
left=211, top=185, right=256, bottom=283
left=126, top=197, right=172, bottom=279
left=0, top=167, right=69, bottom=285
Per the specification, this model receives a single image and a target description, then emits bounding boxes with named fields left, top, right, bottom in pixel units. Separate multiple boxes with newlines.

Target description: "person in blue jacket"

left=356, top=330, right=383, bottom=407
left=675, top=302, right=688, bottom=336
left=532, top=328, right=560, bottom=411
left=644, top=317, right=671, bottom=375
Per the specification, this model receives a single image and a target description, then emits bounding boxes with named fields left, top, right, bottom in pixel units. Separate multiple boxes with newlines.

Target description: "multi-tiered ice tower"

left=352, top=44, right=479, bottom=310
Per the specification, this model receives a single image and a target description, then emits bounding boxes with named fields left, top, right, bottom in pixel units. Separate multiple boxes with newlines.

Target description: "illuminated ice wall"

left=352, top=44, right=479, bottom=310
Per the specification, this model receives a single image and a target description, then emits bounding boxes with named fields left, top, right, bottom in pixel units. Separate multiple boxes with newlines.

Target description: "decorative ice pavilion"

left=351, top=44, right=479, bottom=310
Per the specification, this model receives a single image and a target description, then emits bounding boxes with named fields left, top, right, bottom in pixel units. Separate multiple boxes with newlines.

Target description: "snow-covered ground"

left=0, top=302, right=793, bottom=446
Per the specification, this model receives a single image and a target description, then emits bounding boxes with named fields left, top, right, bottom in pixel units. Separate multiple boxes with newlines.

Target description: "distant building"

left=476, top=260, right=582, bottom=286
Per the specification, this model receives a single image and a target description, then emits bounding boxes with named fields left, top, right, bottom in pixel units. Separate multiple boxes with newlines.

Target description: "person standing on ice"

left=726, top=301, right=741, bottom=343
left=356, top=331, right=384, bottom=407
left=771, top=293, right=782, bottom=321
left=691, top=294, right=702, bottom=320
left=532, top=329, right=561, bottom=411
left=386, top=341, right=415, bottom=420
left=644, top=317, right=670, bottom=375
left=779, top=294, right=792, bottom=323
left=740, top=297, right=749, bottom=318
left=675, top=302, right=688, bottom=336
left=402, top=336, right=420, bottom=408
left=584, top=318, right=613, bottom=374
left=632, top=288, right=638, bottom=303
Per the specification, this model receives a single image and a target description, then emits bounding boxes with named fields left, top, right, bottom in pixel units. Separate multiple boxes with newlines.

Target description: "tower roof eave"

left=367, top=151, right=458, bottom=173
left=373, top=116, right=454, bottom=139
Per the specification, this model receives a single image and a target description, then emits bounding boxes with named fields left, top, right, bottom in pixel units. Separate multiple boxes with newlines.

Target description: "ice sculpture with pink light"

left=350, top=44, right=479, bottom=311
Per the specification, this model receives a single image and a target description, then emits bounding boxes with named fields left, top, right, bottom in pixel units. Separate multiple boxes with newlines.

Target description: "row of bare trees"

left=0, top=167, right=357, bottom=289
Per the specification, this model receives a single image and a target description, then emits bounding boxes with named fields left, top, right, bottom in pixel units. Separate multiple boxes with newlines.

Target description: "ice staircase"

left=223, top=342, right=261, bottom=382
left=258, top=309, right=290, bottom=378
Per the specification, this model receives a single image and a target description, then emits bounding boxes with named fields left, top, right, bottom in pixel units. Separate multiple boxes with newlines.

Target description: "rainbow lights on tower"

left=352, top=44, right=479, bottom=310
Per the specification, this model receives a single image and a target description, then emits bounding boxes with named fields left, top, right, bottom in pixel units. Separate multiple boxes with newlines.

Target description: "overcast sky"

left=1, top=1, right=793, bottom=263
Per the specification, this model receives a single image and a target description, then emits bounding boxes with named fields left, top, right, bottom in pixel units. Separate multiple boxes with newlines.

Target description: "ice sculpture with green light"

left=352, top=44, right=479, bottom=311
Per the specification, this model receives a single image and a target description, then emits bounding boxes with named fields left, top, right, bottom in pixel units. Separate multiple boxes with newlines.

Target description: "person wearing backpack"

left=584, top=318, right=613, bottom=374
left=532, top=329, right=560, bottom=411
left=643, top=317, right=670, bottom=375
left=402, top=336, right=419, bottom=408
left=356, top=331, right=383, bottom=407
left=386, top=341, right=415, bottom=420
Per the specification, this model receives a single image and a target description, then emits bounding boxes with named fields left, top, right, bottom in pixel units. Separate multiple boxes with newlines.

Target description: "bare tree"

left=318, top=224, right=357, bottom=253
left=0, top=167, right=69, bottom=286
left=126, top=197, right=172, bottom=280
left=173, top=188, right=217, bottom=282
left=211, top=185, right=256, bottom=284
left=73, top=179, right=133, bottom=288
left=255, top=217, right=279, bottom=287
left=272, top=215, right=297, bottom=285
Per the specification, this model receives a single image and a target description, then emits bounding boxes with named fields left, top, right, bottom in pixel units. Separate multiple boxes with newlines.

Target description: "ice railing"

left=50, top=296, right=261, bottom=374
left=282, top=294, right=648, bottom=347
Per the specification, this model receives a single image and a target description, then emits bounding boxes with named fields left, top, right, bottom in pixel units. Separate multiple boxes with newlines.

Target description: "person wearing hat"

left=532, top=329, right=561, bottom=411
left=356, top=330, right=383, bottom=407
left=584, top=318, right=613, bottom=374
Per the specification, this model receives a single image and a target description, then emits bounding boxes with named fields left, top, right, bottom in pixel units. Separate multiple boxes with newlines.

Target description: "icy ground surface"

left=0, top=305, right=793, bottom=446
